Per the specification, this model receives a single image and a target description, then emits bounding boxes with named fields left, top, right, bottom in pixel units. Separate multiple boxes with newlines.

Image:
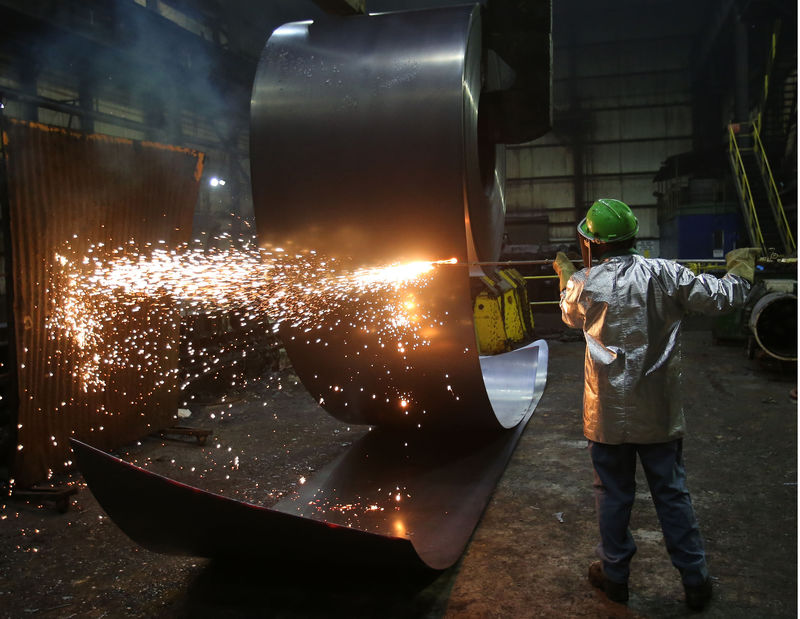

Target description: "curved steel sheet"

left=251, top=5, right=521, bottom=430
left=274, top=340, right=548, bottom=569
left=68, top=439, right=422, bottom=568
left=70, top=339, right=548, bottom=570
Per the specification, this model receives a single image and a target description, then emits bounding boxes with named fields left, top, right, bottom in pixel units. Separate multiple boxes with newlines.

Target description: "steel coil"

left=250, top=5, right=537, bottom=431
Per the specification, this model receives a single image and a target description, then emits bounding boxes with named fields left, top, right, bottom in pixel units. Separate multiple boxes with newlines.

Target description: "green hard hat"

left=577, top=198, right=639, bottom=243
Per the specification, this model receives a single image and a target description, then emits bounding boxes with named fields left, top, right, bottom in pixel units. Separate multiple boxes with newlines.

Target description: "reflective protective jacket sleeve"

left=560, top=255, right=750, bottom=444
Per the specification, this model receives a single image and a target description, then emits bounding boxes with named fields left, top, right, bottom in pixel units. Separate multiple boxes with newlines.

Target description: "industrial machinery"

left=74, top=1, right=554, bottom=570
left=745, top=260, right=797, bottom=362
left=748, top=288, right=796, bottom=361
left=473, top=268, right=535, bottom=354
left=704, top=257, right=797, bottom=363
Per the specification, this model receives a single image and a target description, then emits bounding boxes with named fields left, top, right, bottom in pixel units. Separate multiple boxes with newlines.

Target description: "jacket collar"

left=601, top=246, right=640, bottom=260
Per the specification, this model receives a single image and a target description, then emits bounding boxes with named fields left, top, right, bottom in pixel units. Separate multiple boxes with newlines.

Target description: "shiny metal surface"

left=561, top=255, right=750, bottom=444
left=480, top=340, right=546, bottom=424
left=69, top=340, right=547, bottom=570
left=251, top=5, right=505, bottom=265
left=251, top=5, right=518, bottom=431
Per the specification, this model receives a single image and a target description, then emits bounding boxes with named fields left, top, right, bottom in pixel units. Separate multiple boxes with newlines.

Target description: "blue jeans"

left=588, top=439, right=709, bottom=586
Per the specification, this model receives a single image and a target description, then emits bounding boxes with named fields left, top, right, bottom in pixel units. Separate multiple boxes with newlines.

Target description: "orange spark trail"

left=46, top=238, right=454, bottom=393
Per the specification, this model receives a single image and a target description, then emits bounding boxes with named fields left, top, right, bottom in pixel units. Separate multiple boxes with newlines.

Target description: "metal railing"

left=523, top=273, right=560, bottom=305
left=758, top=22, right=780, bottom=119
left=728, top=124, right=767, bottom=254
left=746, top=18, right=795, bottom=255
left=751, top=119, right=795, bottom=253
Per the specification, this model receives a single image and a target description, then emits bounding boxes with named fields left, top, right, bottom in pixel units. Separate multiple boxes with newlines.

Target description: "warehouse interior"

left=0, top=0, right=796, bottom=617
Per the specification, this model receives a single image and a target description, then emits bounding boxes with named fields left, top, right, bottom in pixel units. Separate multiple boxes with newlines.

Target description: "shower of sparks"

left=46, top=237, right=455, bottom=393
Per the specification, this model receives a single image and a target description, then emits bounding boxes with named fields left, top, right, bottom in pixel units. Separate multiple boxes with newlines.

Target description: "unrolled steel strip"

left=70, top=341, right=546, bottom=569
left=74, top=4, right=549, bottom=570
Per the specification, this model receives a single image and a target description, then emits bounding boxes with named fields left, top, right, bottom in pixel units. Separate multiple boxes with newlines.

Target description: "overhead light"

left=209, top=177, right=226, bottom=187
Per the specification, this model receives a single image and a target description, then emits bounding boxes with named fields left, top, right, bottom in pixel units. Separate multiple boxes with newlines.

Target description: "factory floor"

left=1, top=321, right=796, bottom=618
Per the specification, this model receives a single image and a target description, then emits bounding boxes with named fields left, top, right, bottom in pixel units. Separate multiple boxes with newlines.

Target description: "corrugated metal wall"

left=506, top=1, right=699, bottom=253
left=3, top=119, right=203, bottom=486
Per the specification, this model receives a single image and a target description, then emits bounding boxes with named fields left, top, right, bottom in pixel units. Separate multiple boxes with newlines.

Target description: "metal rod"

left=462, top=259, right=577, bottom=266
left=452, top=258, right=731, bottom=267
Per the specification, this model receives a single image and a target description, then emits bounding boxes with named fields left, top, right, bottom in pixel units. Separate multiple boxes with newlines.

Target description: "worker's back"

left=560, top=253, right=749, bottom=444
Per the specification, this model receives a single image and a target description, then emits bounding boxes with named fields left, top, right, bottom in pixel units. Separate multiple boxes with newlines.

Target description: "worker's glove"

left=552, top=251, right=577, bottom=290
left=725, top=247, right=761, bottom=283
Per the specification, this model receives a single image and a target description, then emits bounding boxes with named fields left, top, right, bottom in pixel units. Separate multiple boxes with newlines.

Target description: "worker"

left=552, top=198, right=757, bottom=610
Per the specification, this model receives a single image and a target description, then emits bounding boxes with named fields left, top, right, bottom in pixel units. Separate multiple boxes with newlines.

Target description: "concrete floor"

left=1, top=325, right=796, bottom=618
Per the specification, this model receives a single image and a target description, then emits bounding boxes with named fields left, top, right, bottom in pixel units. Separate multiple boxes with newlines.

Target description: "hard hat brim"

left=577, top=218, right=638, bottom=244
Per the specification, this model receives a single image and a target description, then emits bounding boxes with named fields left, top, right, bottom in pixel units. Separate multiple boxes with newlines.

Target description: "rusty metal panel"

left=3, top=119, right=203, bottom=486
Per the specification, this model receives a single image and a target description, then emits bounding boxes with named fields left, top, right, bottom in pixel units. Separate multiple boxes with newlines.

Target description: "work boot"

left=684, top=577, right=712, bottom=611
left=588, top=561, right=629, bottom=603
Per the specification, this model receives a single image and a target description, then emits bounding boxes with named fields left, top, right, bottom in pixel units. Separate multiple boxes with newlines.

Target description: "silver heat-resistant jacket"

left=560, top=254, right=750, bottom=444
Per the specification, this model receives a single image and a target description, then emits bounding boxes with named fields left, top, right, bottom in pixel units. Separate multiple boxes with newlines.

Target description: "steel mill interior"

left=0, top=0, right=796, bottom=618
